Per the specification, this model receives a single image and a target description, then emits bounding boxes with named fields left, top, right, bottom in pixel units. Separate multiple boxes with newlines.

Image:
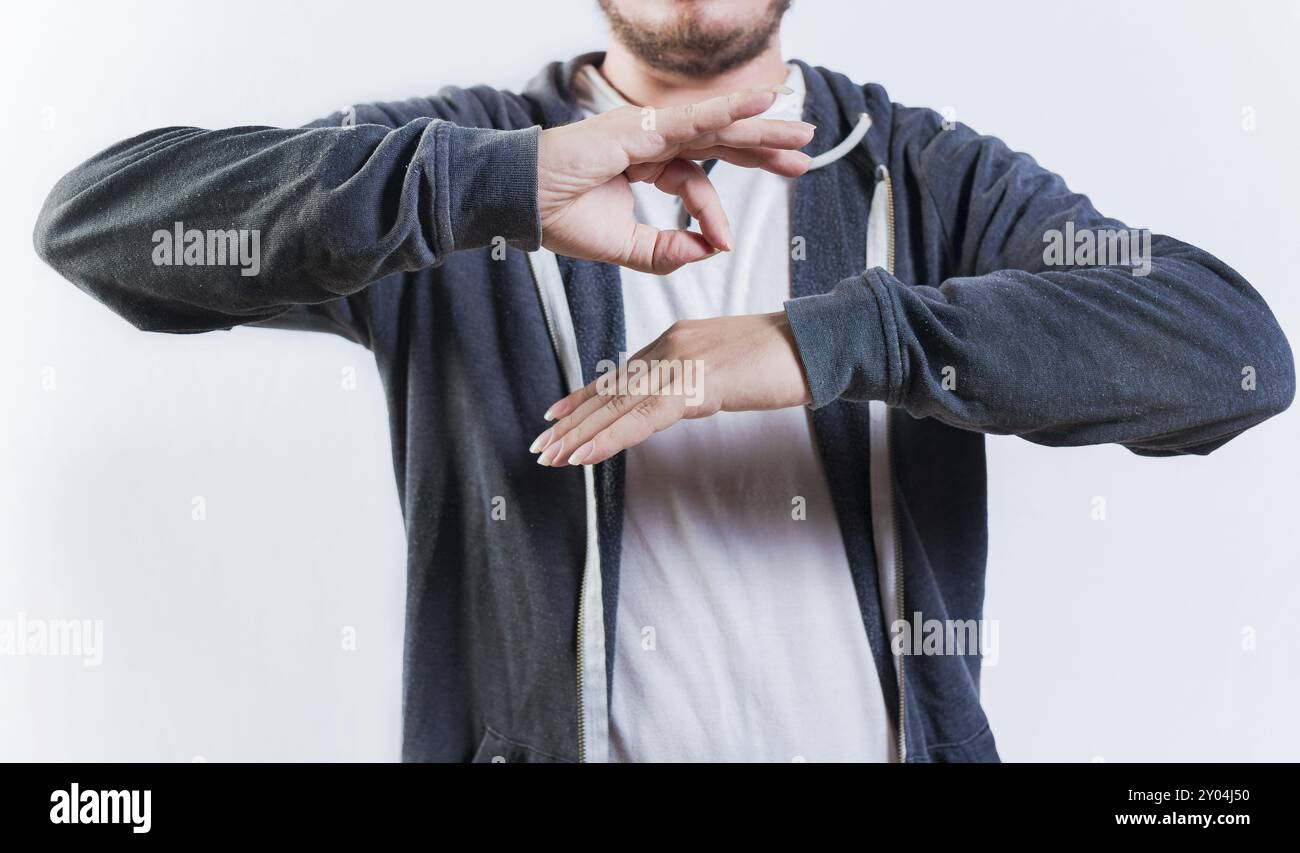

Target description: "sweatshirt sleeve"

left=32, top=111, right=541, bottom=337
left=785, top=112, right=1295, bottom=456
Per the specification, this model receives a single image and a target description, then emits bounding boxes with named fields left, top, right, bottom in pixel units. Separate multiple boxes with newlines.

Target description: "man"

left=33, top=0, right=1294, bottom=762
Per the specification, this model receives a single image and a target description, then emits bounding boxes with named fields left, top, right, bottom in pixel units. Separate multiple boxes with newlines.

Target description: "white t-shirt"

left=574, top=64, right=893, bottom=763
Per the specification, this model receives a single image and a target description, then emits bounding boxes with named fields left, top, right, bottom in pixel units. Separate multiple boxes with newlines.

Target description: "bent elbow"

left=1249, top=316, right=1296, bottom=423
left=32, top=179, right=72, bottom=275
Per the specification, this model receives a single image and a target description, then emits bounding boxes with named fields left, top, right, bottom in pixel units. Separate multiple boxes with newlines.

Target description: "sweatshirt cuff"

left=440, top=124, right=542, bottom=253
left=784, top=269, right=899, bottom=409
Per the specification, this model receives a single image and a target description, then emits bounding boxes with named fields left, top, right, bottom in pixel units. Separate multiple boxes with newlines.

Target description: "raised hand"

left=537, top=87, right=813, bottom=274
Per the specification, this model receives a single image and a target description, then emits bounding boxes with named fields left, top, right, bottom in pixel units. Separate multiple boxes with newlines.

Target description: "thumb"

left=622, top=223, right=720, bottom=275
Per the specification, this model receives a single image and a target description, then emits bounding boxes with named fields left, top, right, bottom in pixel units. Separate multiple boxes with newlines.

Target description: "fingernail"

left=567, top=441, right=595, bottom=466
left=538, top=438, right=564, bottom=466
left=529, top=429, right=552, bottom=454
left=543, top=405, right=559, bottom=422
left=771, top=85, right=794, bottom=95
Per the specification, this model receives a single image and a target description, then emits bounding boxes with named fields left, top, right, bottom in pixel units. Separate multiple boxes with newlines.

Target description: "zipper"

left=575, top=577, right=589, bottom=763
left=866, top=165, right=906, bottom=762
left=533, top=297, right=591, bottom=767
left=883, top=168, right=896, bottom=277
left=525, top=248, right=602, bottom=764
left=880, top=167, right=906, bottom=763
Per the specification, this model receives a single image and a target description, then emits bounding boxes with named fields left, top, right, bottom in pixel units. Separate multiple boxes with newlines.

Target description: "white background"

left=2, top=0, right=1297, bottom=761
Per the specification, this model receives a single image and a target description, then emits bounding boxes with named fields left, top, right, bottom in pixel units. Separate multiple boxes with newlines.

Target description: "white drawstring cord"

left=807, top=112, right=872, bottom=171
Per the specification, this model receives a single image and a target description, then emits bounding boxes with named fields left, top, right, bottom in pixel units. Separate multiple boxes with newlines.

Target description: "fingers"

left=531, top=361, right=687, bottom=467
left=618, top=88, right=814, bottom=164
left=622, top=154, right=813, bottom=259
left=534, top=334, right=652, bottom=426
left=674, top=146, right=812, bottom=178
left=612, top=159, right=726, bottom=261
left=709, top=117, right=816, bottom=150
left=536, top=392, right=642, bottom=466
left=541, top=388, right=593, bottom=427
left=654, top=89, right=785, bottom=144
left=623, top=223, right=718, bottom=274
left=568, top=395, right=684, bottom=467
left=533, top=363, right=641, bottom=465
left=652, top=159, right=731, bottom=251
left=648, top=116, right=815, bottom=154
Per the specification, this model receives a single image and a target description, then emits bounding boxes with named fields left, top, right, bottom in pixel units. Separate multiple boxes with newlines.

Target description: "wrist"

left=767, top=310, right=814, bottom=408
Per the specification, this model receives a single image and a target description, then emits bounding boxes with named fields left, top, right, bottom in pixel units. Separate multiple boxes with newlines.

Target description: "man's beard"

left=598, top=0, right=791, bottom=78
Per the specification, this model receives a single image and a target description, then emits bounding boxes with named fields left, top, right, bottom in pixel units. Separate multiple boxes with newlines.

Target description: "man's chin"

left=600, top=0, right=791, bottom=79
left=645, top=47, right=752, bottom=78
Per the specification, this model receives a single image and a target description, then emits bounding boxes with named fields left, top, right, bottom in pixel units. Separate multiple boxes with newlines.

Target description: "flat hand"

left=537, top=88, right=814, bottom=274
left=530, top=312, right=812, bottom=466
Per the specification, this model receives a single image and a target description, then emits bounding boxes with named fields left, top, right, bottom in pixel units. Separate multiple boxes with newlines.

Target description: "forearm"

left=785, top=235, right=1295, bottom=454
left=32, top=119, right=540, bottom=333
